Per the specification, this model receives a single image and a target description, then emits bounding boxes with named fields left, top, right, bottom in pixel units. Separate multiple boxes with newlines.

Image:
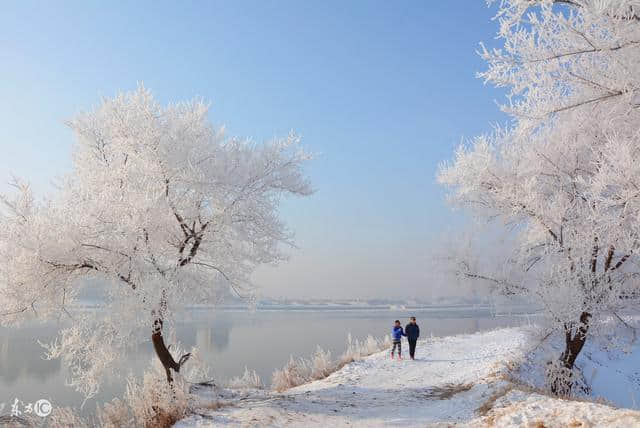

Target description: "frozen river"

left=0, top=305, right=538, bottom=415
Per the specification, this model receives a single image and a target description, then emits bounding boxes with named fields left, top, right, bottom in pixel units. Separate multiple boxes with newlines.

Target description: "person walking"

left=405, top=316, right=420, bottom=360
left=390, top=320, right=405, bottom=359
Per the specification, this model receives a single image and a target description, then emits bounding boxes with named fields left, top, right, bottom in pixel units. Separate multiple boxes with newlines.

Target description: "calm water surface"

left=0, top=306, right=537, bottom=415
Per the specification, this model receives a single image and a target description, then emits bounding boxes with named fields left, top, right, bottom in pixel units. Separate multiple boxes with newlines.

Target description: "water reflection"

left=210, top=317, right=232, bottom=351
left=0, top=323, right=62, bottom=385
left=0, top=307, right=536, bottom=415
left=176, top=314, right=233, bottom=352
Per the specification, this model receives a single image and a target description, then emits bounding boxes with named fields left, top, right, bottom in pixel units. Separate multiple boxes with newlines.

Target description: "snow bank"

left=176, top=325, right=640, bottom=427
left=467, top=390, right=640, bottom=428
left=513, top=318, right=640, bottom=409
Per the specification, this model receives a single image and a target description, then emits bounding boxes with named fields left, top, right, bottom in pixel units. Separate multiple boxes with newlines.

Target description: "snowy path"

left=176, top=328, right=529, bottom=427
left=175, top=326, right=640, bottom=427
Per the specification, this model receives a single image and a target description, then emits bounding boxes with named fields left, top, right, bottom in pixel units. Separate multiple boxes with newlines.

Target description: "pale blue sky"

left=0, top=1, right=507, bottom=299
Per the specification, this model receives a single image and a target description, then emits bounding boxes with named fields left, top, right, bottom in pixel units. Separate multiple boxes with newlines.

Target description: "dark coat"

left=405, top=323, right=420, bottom=340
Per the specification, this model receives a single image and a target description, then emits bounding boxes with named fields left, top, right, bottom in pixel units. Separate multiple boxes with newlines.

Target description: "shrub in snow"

left=365, top=334, right=386, bottom=354
left=122, top=369, right=190, bottom=427
left=271, top=334, right=392, bottom=392
left=100, top=344, right=208, bottom=427
left=48, top=407, right=89, bottom=428
left=226, top=367, right=264, bottom=389
left=340, top=334, right=390, bottom=365
left=310, top=346, right=335, bottom=380
left=272, top=356, right=311, bottom=392
left=95, top=398, right=133, bottom=428
left=545, top=360, right=576, bottom=398
left=339, top=333, right=361, bottom=364
left=49, top=344, right=210, bottom=427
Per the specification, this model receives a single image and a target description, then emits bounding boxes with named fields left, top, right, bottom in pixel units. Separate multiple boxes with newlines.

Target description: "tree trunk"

left=151, top=319, right=190, bottom=383
left=560, top=312, right=590, bottom=369
left=550, top=311, right=590, bottom=395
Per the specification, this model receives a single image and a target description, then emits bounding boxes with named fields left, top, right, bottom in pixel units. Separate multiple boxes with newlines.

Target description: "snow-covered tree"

left=0, top=87, right=312, bottom=398
left=439, top=0, right=640, bottom=391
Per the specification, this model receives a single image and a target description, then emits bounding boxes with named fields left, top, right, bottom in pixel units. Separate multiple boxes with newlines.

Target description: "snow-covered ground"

left=176, top=326, right=640, bottom=427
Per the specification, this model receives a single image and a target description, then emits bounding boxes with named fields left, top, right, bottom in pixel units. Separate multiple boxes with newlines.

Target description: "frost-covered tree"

left=0, top=87, right=311, bottom=398
left=439, top=0, right=640, bottom=390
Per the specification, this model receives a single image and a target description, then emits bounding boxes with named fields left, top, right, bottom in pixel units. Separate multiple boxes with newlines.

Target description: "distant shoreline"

left=68, top=301, right=542, bottom=315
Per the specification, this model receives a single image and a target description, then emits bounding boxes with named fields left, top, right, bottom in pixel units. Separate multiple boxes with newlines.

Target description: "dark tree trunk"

left=560, top=312, right=590, bottom=369
left=550, top=311, right=590, bottom=395
left=151, top=318, right=190, bottom=383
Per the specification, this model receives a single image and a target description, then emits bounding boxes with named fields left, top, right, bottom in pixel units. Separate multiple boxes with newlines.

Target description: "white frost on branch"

left=0, top=86, right=312, bottom=398
left=440, top=0, right=640, bottom=335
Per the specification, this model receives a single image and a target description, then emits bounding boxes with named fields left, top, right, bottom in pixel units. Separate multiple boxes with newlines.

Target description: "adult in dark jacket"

left=405, top=317, right=420, bottom=360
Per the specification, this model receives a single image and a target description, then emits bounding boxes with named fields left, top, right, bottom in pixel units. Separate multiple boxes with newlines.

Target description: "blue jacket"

left=392, top=325, right=405, bottom=341
left=405, top=323, right=420, bottom=340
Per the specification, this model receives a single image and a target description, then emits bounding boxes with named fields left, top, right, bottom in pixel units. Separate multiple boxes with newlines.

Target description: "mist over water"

left=0, top=306, right=537, bottom=415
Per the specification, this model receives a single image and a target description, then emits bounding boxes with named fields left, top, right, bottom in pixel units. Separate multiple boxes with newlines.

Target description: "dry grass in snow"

left=271, top=334, right=391, bottom=392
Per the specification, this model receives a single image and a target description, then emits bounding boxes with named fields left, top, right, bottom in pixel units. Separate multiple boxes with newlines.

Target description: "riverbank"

left=175, top=325, right=640, bottom=427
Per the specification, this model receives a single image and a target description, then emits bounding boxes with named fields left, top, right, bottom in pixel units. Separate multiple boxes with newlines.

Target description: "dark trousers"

left=408, top=338, right=417, bottom=358
left=391, top=340, right=402, bottom=356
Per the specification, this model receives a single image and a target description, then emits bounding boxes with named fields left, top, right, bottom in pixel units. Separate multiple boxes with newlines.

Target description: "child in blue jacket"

left=391, top=320, right=406, bottom=359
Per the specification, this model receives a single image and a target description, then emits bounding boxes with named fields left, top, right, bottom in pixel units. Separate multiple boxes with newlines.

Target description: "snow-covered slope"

left=176, top=326, right=640, bottom=427
left=472, top=389, right=640, bottom=427
left=514, top=319, right=640, bottom=409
